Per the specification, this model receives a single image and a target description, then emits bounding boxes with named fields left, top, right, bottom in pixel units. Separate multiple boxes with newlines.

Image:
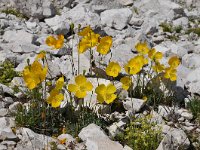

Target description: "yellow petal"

left=68, top=84, right=78, bottom=93
left=95, top=84, right=106, bottom=95
left=120, top=76, right=132, bottom=90
left=46, top=36, right=56, bottom=46
left=75, top=90, right=87, bottom=98
left=97, top=94, right=105, bottom=103
left=154, top=52, right=163, bottom=60
left=36, top=51, right=46, bottom=60
left=97, top=43, right=110, bottom=55
left=106, top=83, right=116, bottom=94
left=75, top=75, right=87, bottom=86
left=56, top=76, right=64, bottom=90
left=84, top=81, right=93, bottom=91
left=105, top=94, right=117, bottom=104
left=78, top=26, right=92, bottom=36
left=168, top=56, right=180, bottom=68
left=135, top=42, right=149, bottom=55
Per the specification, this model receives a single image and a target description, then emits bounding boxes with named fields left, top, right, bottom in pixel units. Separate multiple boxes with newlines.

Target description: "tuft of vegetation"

left=186, top=28, right=200, bottom=37
left=187, top=98, right=200, bottom=124
left=0, top=60, right=18, bottom=85
left=15, top=90, right=109, bottom=137
left=1, top=8, right=28, bottom=19
left=117, top=115, right=162, bottom=150
left=160, top=22, right=182, bottom=33
left=160, top=22, right=173, bottom=33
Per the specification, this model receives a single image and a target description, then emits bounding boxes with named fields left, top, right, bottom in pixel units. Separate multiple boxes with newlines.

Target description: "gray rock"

left=9, top=102, right=22, bottom=113
left=0, top=108, right=9, bottom=117
left=177, top=108, right=193, bottom=120
left=45, top=15, right=70, bottom=35
left=101, top=8, right=133, bottom=30
left=185, top=68, right=200, bottom=94
left=16, top=128, right=56, bottom=150
left=57, top=134, right=75, bottom=147
left=0, top=117, right=15, bottom=129
left=0, top=127, right=18, bottom=141
left=0, top=0, right=56, bottom=19
left=25, top=21, right=37, bottom=30
left=3, top=30, right=33, bottom=44
left=118, top=0, right=134, bottom=6
left=173, top=17, right=189, bottom=28
left=0, top=101, right=6, bottom=109
left=158, top=105, right=177, bottom=120
left=157, top=128, right=190, bottom=150
left=57, top=144, right=66, bottom=150
left=1, top=140, right=16, bottom=147
left=79, top=124, right=123, bottom=150
left=123, top=145, right=133, bottom=150
left=3, top=97, right=14, bottom=104
left=62, top=5, right=101, bottom=28
left=123, top=98, right=146, bottom=113
left=129, top=17, right=144, bottom=26
left=153, top=45, right=171, bottom=56
left=91, top=0, right=123, bottom=11
left=0, top=83, right=14, bottom=96
left=182, top=54, right=200, bottom=69
left=177, top=65, right=191, bottom=88
left=42, top=0, right=56, bottom=18
left=150, top=110, right=165, bottom=124
left=107, top=121, right=126, bottom=138
left=0, top=144, right=7, bottom=150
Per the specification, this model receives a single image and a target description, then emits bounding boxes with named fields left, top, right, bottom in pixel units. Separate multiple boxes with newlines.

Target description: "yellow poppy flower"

left=148, top=48, right=163, bottom=61
left=95, top=83, right=117, bottom=104
left=164, top=67, right=177, bottom=81
left=134, top=55, right=149, bottom=66
left=78, top=32, right=100, bottom=53
left=168, top=56, right=180, bottom=68
left=135, top=42, right=149, bottom=55
left=23, top=61, right=48, bottom=90
left=152, top=62, right=165, bottom=73
left=142, top=96, right=148, bottom=102
left=105, top=62, right=121, bottom=77
left=78, top=37, right=91, bottom=53
left=124, top=55, right=147, bottom=75
left=78, top=26, right=92, bottom=36
left=46, top=35, right=64, bottom=49
left=55, top=76, right=64, bottom=90
left=47, top=89, right=64, bottom=108
left=47, top=77, right=64, bottom=108
left=120, top=76, right=132, bottom=90
left=68, top=75, right=93, bottom=98
left=36, top=51, right=46, bottom=60
left=97, top=36, right=112, bottom=55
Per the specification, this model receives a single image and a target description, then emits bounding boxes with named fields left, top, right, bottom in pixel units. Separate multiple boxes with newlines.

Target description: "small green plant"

left=186, top=28, right=200, bottom=36
left=1, top=8, right=28, bottom=19
left=0, top=60, right=18, bottom=85
left=124, top=115, right=162, bottom=150
left=187, top=98, right=200, bottom=124
left=160, top=22, right=182, bottom=33
left=160, top=22, right=173, bottom=33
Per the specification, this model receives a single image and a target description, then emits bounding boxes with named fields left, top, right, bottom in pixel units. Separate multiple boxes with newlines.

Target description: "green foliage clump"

left=15, top=88, right=108, bottom=137
left=187, top=98, right=200, bottom=124
left=0, top=60, right=18, bottom=85
left=160, top=22, right=182, bottom=33
left=186, top=28, right=200, bottom=36
left=160, top=22, right=174, bottom=33
left=1, top=8, right=28, bottom=19
left=124, top=115, right=162, bottom=150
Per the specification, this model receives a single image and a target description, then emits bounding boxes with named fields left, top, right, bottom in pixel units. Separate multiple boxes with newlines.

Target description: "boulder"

left=79, top=124, right=123, bottom=150
left=101, top=8, right=133, bottom=30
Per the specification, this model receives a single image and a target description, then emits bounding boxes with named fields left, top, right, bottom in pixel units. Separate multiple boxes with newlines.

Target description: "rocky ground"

left=0, top=0, right=200, bottom=150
